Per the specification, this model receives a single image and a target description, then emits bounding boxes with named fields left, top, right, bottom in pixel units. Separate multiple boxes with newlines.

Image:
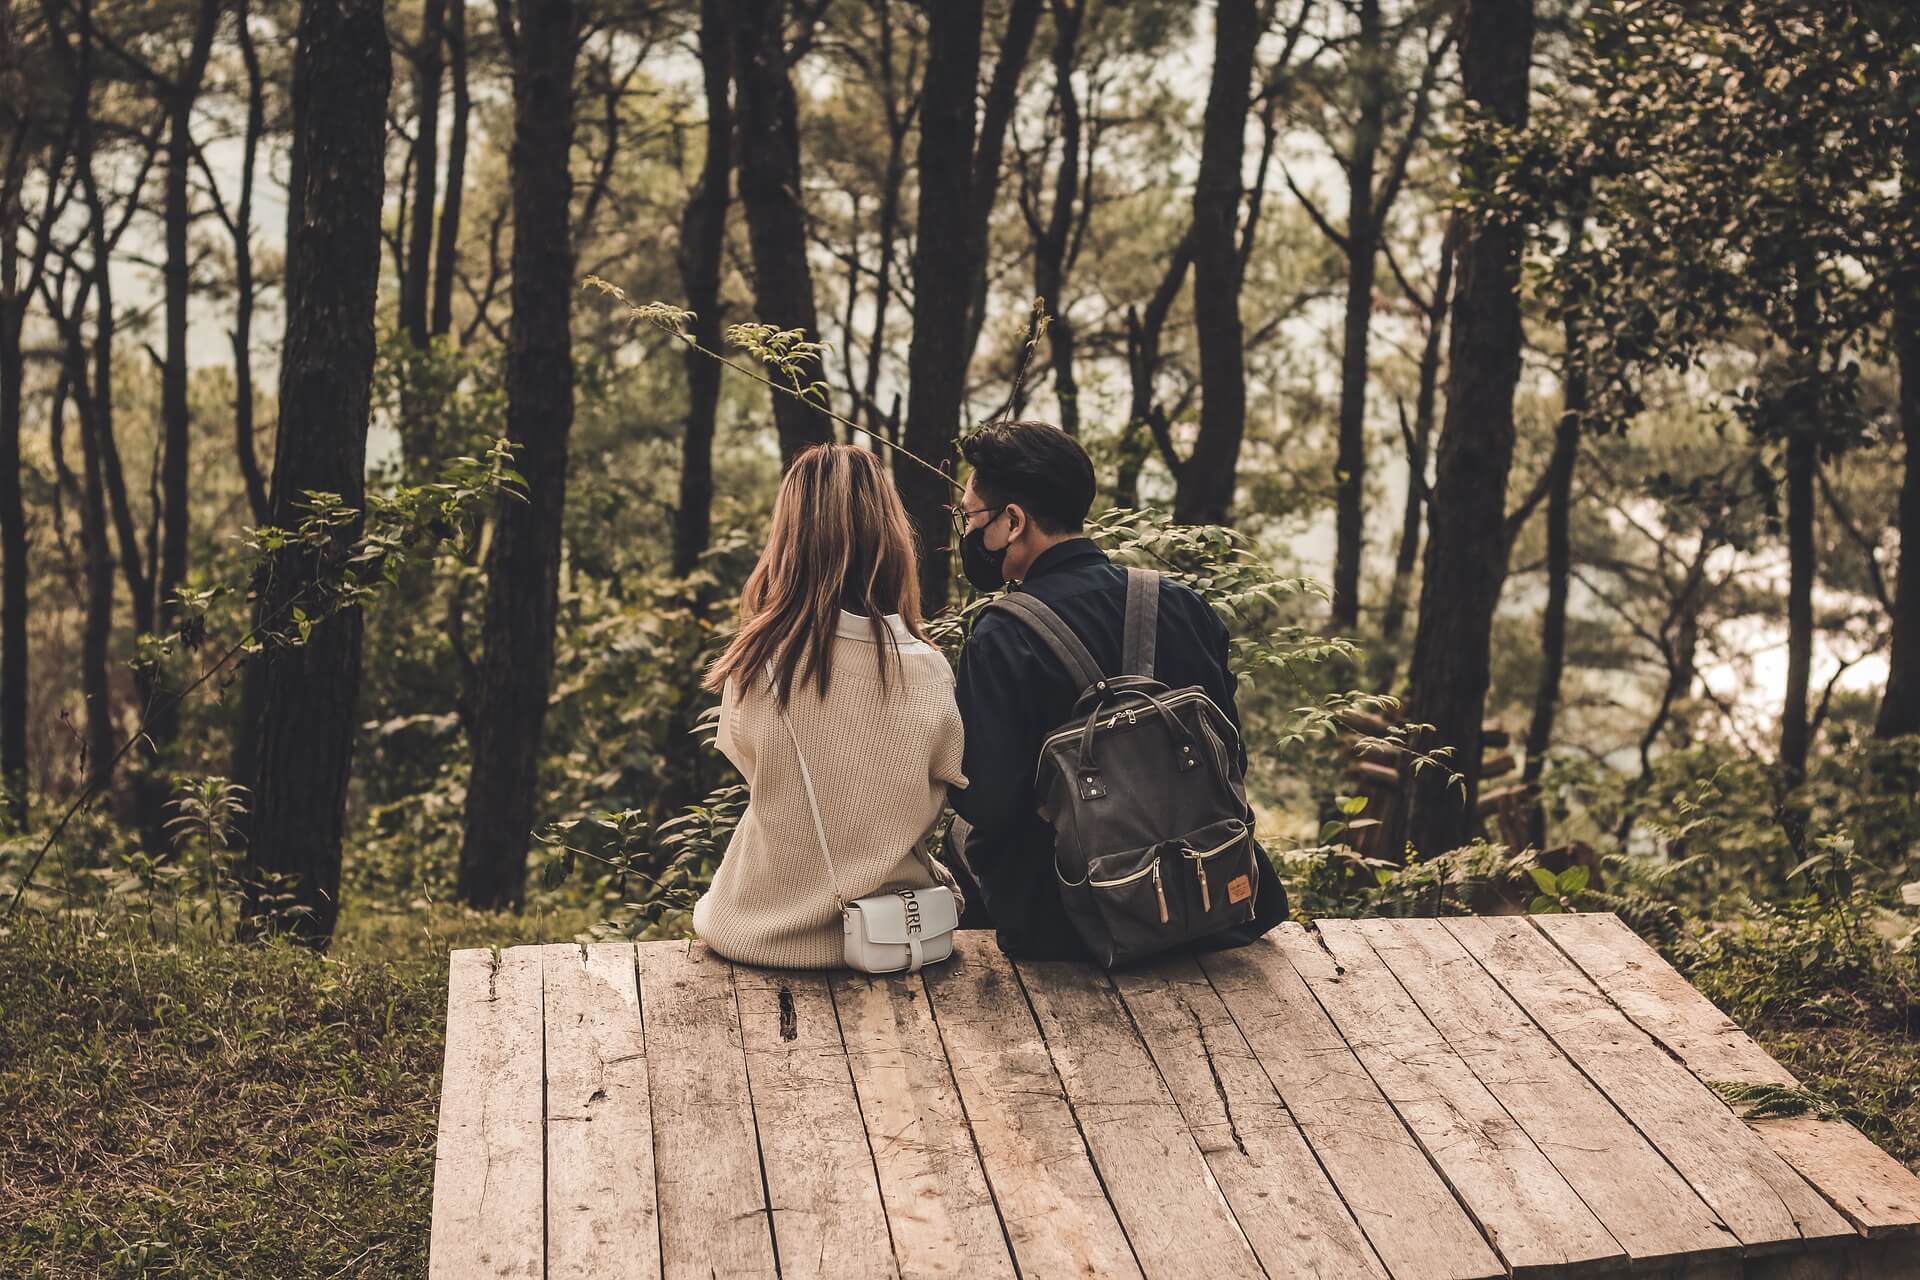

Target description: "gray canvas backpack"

left=988, top=567, right=1261, bottom=968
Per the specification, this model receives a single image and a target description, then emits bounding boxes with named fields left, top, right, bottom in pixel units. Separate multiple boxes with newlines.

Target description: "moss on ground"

left=0, top=904, right=598, bottom=1279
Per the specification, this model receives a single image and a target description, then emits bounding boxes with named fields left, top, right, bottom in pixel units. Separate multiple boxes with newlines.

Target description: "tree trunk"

left=457, top=0, right=578, bottom=910
left=1031, top=0, right=1083, bottom=436
left=1780, top=429, right=1816, bottom=778
left=431, top=0, right=469, bottom=338
left=900, top=0, right=982, bottom=609
left=0, top=132, right=26, bottom=824
left=1115, top=236, right=1194, bottom=508
left=1877, top=131, right=1920, bottom=739
left=734, top=0, right=830, bottom=463
left=73, top=353, right=116, bottom=795
left=1329, top=0, right=1383, bottom=631
left=137, top=0, right=222, bottom=851
left=158, top=0, right=218, bottom=641
left=1523, top=200, right=1587, bottom=849
left=1401, top=0, right=1534, bottom=858
left=1377, top=231, right=1454, bottom=686
left=232, top=2, right=270, bottom=524
left=961, top=0, right=1042, bottom=368
left=401, top=0, right=445, bottom=347
left=239, top=0, right=390, bottom=946
left=673, top=0, right=729, bottom=577
left=1176, top=0, right=1258, bottom=526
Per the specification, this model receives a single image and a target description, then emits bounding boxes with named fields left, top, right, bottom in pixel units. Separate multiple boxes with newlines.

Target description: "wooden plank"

left=1536, top=911, right=1920, bottom=1239
left=1198, top=935, right=1506, bottom=1280
left=734, top=968, right=898, bottom=1279
left=829, top=971, right=1016, bottom=1280
left=1343, top=917, right=1737, bottom=1270
left=1282, top=924, right=1625, bottom=1276
left=1446, top=916, right=1856, bottom=1254
left=542, top=943, right=659, bottom=1279
left=429, top=946, right=546, bottom=1280
left=636, top=941, right=778, bottom=1280
left=922, top=937, right=1141, bottom=1279
left=1112, top=954, right=1390, bottom=1279
left=1013, top=957, right=1267, bottom=1280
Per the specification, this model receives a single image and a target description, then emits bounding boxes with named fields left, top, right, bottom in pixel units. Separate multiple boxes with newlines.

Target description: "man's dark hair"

left=960, top=420, right=1096, bottom=534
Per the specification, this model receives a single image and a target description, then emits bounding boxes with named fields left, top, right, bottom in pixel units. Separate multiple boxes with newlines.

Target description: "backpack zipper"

left=1185, top=823, right=1248, bottom=913
left=1035, top=689, right=1224, bottom=783
left=1087, top=856, right=1172, bottom=925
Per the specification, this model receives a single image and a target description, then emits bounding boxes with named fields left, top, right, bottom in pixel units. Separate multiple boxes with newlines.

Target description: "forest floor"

left=0, top=900, right=1912, bottom=1279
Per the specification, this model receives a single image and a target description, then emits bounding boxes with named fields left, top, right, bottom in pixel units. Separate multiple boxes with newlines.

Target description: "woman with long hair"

left=692, top=444, right=966, bottom=967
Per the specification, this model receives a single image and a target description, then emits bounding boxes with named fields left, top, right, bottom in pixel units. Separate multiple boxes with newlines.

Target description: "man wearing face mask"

left=945, top=420, right=1287, bottom=960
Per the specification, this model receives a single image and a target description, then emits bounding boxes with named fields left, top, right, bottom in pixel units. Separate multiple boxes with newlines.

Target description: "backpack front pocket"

left=1176, top=816, right=1257, bottom=926
left=1083, top=842, right=1180, bottom=962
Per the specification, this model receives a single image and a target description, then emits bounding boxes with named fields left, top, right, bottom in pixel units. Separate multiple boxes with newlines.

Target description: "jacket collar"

left=1018, top=536, right=1106, bottom=585
left=836, top=609, right=916, bottom=643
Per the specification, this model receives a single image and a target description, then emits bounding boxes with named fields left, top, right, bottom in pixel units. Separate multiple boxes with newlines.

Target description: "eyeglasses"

left=947, top=502, right=1005, bottom=534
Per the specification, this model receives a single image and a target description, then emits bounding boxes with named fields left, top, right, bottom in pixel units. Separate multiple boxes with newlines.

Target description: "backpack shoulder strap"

left=1122, top=567, right=1160, bottom=678
left=988, top=591, right=1106, bottom=691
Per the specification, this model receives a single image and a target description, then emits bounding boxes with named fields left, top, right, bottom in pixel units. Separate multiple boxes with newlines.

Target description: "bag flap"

left=848, top=886, right=959, bottom=945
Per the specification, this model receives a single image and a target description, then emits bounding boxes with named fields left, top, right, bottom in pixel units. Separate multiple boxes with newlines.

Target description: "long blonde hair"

left=705, top=443, right=929, bottom=706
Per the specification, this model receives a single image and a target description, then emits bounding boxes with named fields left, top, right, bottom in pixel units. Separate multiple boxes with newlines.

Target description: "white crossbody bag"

left=770, top=671, right=960, bottom=974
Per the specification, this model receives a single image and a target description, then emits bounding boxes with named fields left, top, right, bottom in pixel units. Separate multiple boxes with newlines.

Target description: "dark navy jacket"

left=948, top=537, right=1288, bottom=960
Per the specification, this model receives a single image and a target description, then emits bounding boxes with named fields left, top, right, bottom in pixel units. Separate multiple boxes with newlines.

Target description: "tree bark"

left=231, top=1, right=270, bottom=524
left=457, top=0, right=578, bottom=910
left=430, top=0, right=469, bottom=338
left=1377, top=230, right=1454, bottom=684
left=900, top=0, right=983, bottom=609
left=1029, top=0, right=1084, bottom=436
left=1779, top=429, right=1816, bottom=777
left=1176, top=0, right=1259, bottom=526
left=734, top=0, right=830, bottom=463
left=673, top=0, right=729, bottom=576
left=238, top=0, right=389, bottom=945
left=1115, top=235, right=1194, bottom=509
left=1329, top=0, right=1383, bottom=630
left=1402, top=0, right=1534, bottom=857
left=1523, top=199, right=1587, bottom=848
left=401, top=0, right=445, bottom=347
left=1877, top=130, right=1920, bottom=738
left=961, top=0, right=1042, bottom=369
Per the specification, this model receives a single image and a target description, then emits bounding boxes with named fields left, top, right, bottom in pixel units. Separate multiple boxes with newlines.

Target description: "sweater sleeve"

left=930, top=685, right=968, bottom=791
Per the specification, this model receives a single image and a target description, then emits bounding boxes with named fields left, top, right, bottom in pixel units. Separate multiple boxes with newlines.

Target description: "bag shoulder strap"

left=988, top=591, right=1106, bottom=691
left=1122, top=567, right=1160, bottom=678
left=766, top=665, right=846, bottom=913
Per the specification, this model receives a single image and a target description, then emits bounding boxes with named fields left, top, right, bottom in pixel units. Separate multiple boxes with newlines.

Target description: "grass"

left=0, top=902, right=600, bottom=1280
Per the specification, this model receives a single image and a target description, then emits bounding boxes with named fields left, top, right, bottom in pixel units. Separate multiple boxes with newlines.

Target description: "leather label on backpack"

left=1227, top=874, right=1252, bottom=905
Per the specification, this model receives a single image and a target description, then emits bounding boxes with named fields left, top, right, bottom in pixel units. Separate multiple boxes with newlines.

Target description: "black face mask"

left=960, top=521, right=1011, bottom=591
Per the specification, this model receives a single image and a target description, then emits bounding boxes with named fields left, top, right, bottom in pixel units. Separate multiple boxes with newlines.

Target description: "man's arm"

left=950, top=618, right=1046, bottom=882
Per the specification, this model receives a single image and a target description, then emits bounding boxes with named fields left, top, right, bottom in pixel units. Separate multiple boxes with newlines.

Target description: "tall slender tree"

left=0, top=0, right=67, bottom=824
left=430, top=0, right=469, bottom=338
left=239, top=0, right=390, bottom=944
left=1401, top=0, right=1535, bottom=857
left=673, top=0, right=729, bottom=575
left=457, top=0, right=579, bottom=910
left=899, top=0, right=983, bottom=609
left=1878, top=126, right=1920, bottom=739
left=735, top=0, right=830, bottom=463
left=1522, top=194, right=1587, bottom=846
left=400, top=0, right=445, bottom=348
left=1177, top=0, right=1260, bottom=525
left=898, top=0, right=1041, bottom=608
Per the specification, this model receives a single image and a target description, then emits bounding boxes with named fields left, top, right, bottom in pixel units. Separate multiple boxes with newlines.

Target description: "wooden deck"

left=428, top=914, right=1920, bottom=1279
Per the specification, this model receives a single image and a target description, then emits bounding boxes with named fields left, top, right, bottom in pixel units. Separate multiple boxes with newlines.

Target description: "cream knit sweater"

left=692, top=610, right=968, bottom=968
